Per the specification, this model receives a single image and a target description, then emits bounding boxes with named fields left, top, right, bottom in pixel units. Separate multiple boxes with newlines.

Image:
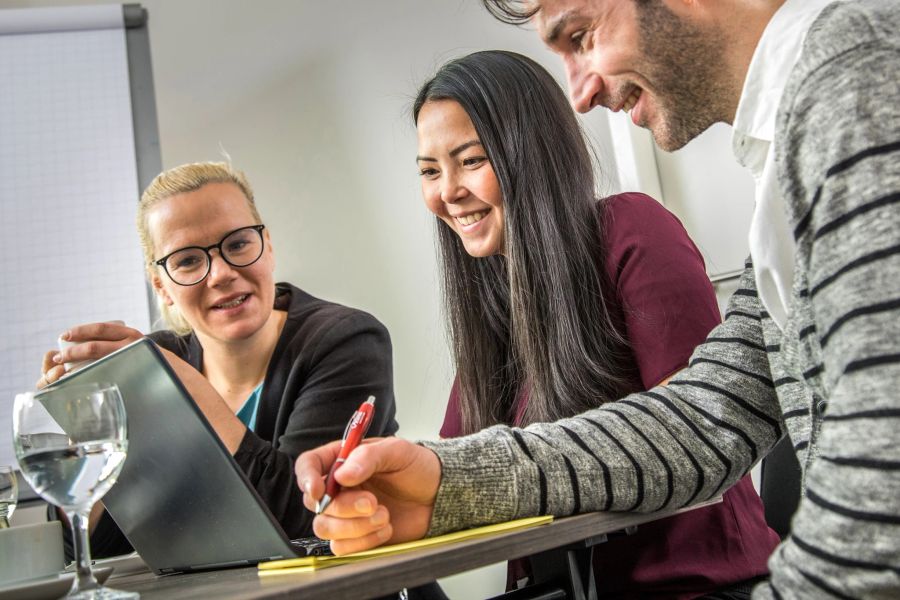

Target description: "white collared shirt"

left=732, top=0, right=837, bottom=328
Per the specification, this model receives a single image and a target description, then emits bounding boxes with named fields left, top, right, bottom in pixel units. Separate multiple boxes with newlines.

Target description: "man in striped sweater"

left=297, top=0, right=899, bottom=596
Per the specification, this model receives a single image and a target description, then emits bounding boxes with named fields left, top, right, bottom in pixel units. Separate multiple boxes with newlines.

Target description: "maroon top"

left=440, top=193, right=780, bottom=599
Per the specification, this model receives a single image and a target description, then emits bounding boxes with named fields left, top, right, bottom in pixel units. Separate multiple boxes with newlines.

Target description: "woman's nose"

left=440, top=175, right=467, bottom=204
left=206, top=250, right=237, bottom=285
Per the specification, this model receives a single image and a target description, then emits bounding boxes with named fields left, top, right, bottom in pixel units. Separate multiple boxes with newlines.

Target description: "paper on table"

left=258, top=515, right=553, bottom=576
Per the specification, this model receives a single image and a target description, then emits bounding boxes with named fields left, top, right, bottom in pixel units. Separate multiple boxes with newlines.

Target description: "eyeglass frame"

left=153, top=224, right=267, bottom=286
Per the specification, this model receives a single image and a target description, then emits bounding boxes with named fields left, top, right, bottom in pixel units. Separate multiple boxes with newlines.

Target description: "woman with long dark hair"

left=414, top=50, right=779, bottom=599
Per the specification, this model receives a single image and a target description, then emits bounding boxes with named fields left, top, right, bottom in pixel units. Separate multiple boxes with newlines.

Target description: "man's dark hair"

left=483, top=0, right=655, bottom=25
left=481, top=0, right=538, bottom=24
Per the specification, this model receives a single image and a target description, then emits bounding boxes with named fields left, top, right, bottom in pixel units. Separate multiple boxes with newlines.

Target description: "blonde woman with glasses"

left=39, top=161, right=398, bottom=558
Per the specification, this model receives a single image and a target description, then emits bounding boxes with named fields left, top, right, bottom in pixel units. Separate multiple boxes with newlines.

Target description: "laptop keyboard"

left=289, top=537, right=334, bottom=556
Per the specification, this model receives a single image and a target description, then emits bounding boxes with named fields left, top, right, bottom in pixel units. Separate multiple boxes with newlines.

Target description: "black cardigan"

left=71, top=282, right=398, bottom=557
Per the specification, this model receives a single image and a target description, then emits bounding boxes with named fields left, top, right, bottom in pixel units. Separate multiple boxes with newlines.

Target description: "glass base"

left=67, top=585, right=140, bottom=599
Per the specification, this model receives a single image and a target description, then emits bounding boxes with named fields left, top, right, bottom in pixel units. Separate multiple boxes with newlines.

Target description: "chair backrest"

left=759, top=435, right=803, bottom=539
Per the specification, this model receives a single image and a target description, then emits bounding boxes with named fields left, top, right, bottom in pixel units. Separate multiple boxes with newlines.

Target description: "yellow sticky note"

left=258, top=515, right=553, bottom=574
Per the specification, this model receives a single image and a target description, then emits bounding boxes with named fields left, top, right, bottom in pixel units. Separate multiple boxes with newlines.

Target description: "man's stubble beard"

left=635, top=0, right=734, bottom=152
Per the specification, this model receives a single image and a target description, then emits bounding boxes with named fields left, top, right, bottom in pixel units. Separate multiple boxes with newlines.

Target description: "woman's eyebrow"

left=449, top=140, right=482, bottom=157
left=416, top=139, right=483, bottom=163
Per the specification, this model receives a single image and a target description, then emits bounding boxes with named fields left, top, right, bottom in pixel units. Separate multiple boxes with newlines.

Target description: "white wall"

left=652, top=123, right=755, bottom=277
left=8, top=1, right=755, bottom=596
left=6, top=1, right=619, bottom=596
left=605, top=115, right=755, bottom=280
left=9, top=0, right=618, bottom=445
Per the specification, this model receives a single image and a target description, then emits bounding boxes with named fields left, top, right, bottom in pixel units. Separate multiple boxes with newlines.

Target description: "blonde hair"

left=138, top=161, right=263, bottom=335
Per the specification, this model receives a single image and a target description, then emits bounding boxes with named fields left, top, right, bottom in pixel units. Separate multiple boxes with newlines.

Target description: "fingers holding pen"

left=313, top=501, right=389, bottom=537
left=297, top=440, right=398, bottom=555
left=313, top=503, right=393, bottom=556
left=316, top=437, right=423, bottom=489
left=317, top=489, right=380, bottom=519
left=297, top=440, right=344, bottom=511
left=296, top=438, right=395, bottom=515
left=329, top=524, right=394, bottom=557
left=302, top=462, right=396, bottom=555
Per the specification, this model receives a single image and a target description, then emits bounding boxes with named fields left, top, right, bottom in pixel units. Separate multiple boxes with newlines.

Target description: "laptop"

left=47, top=337, right=322, bottom=574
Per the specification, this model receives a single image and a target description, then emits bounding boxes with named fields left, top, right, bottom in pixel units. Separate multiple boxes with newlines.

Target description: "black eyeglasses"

left=154, top=224, right=266, bottom=286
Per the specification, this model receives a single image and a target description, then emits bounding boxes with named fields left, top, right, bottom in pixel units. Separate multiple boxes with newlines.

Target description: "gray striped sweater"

left=422, top=2, right=900, bottom=597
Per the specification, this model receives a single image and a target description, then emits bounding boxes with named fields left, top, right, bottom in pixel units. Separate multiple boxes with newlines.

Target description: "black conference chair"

left=759, top=435, right=803, bottom=539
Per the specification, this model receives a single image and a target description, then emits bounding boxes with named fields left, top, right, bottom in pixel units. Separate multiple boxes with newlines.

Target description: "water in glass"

left=13, top=383, right=138, bottom=599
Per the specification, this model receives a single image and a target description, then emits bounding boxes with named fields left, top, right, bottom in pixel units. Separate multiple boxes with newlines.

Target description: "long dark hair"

left=413, top=51, right=639, bottom=435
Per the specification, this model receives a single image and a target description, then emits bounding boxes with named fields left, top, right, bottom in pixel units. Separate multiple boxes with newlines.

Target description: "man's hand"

left=296, top=437, right=441, bottom=555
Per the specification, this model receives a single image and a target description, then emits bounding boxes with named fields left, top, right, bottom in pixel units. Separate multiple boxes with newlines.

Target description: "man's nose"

left=565, top=58, right=604, bottom=114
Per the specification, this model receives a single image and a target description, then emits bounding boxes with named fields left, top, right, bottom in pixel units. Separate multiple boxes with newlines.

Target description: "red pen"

left=315, top=395, right=376, bottom=514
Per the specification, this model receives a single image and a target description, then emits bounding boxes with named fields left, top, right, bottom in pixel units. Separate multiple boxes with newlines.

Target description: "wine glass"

left=12, top=383, right=138, bottom=599
left=0, top=465, right=16, bottom=528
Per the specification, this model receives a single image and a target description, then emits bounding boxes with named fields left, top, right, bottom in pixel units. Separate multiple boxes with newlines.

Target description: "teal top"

left=236, top=383, right=263, bottom=431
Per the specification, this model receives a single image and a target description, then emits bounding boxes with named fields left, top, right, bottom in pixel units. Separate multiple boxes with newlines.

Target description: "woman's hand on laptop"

left=296, top=437, right=440, bottom=556
left=38, top=323, right=246, bottom=456
left=38, top=321, right=143, bottom=388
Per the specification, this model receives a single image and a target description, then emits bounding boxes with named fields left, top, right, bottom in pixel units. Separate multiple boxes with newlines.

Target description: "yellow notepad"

left=258, top=515, right=553, bottom=576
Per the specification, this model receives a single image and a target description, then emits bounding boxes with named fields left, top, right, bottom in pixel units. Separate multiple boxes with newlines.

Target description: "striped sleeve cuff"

left=420, top=427, right=523, bottom=536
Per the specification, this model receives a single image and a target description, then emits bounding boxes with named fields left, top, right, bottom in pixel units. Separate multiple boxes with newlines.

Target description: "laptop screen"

left=50, top=338, right=298, bottom=573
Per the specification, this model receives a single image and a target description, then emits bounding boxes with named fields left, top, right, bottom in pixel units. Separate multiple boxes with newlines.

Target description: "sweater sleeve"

left=234, top=310, right=398, bottom=539
left=423, top=263, right=783, bottom=535
left=756, top=15, right=900, bottom=600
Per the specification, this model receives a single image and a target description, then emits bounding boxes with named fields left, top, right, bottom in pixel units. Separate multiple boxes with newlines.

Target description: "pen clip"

left=358, top=395, right=376, bottom=437
left=340, top=415, right=355, bottom=444
left=340, top=396, right=376, bottom=443
left=345, top=409, right=367, bottom=438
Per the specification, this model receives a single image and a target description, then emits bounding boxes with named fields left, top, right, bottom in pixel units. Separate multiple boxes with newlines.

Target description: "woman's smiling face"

left=416, top=99, right=505, bottom=257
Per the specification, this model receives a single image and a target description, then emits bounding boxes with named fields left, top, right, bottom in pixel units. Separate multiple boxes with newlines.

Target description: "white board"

left=0, top=5, right=151, bottom=468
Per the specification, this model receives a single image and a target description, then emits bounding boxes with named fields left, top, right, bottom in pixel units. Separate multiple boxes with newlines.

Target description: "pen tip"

left=366, top=395, right=375, bottom=406
left=317, top=495, right=332, bottom=515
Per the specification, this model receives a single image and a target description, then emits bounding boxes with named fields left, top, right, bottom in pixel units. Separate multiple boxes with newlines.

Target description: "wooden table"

left=106, top=500, right=719, bottom=600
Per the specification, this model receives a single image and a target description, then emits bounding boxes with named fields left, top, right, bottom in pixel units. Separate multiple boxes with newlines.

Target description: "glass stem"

left=67, top=509, right=99, bottom=592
